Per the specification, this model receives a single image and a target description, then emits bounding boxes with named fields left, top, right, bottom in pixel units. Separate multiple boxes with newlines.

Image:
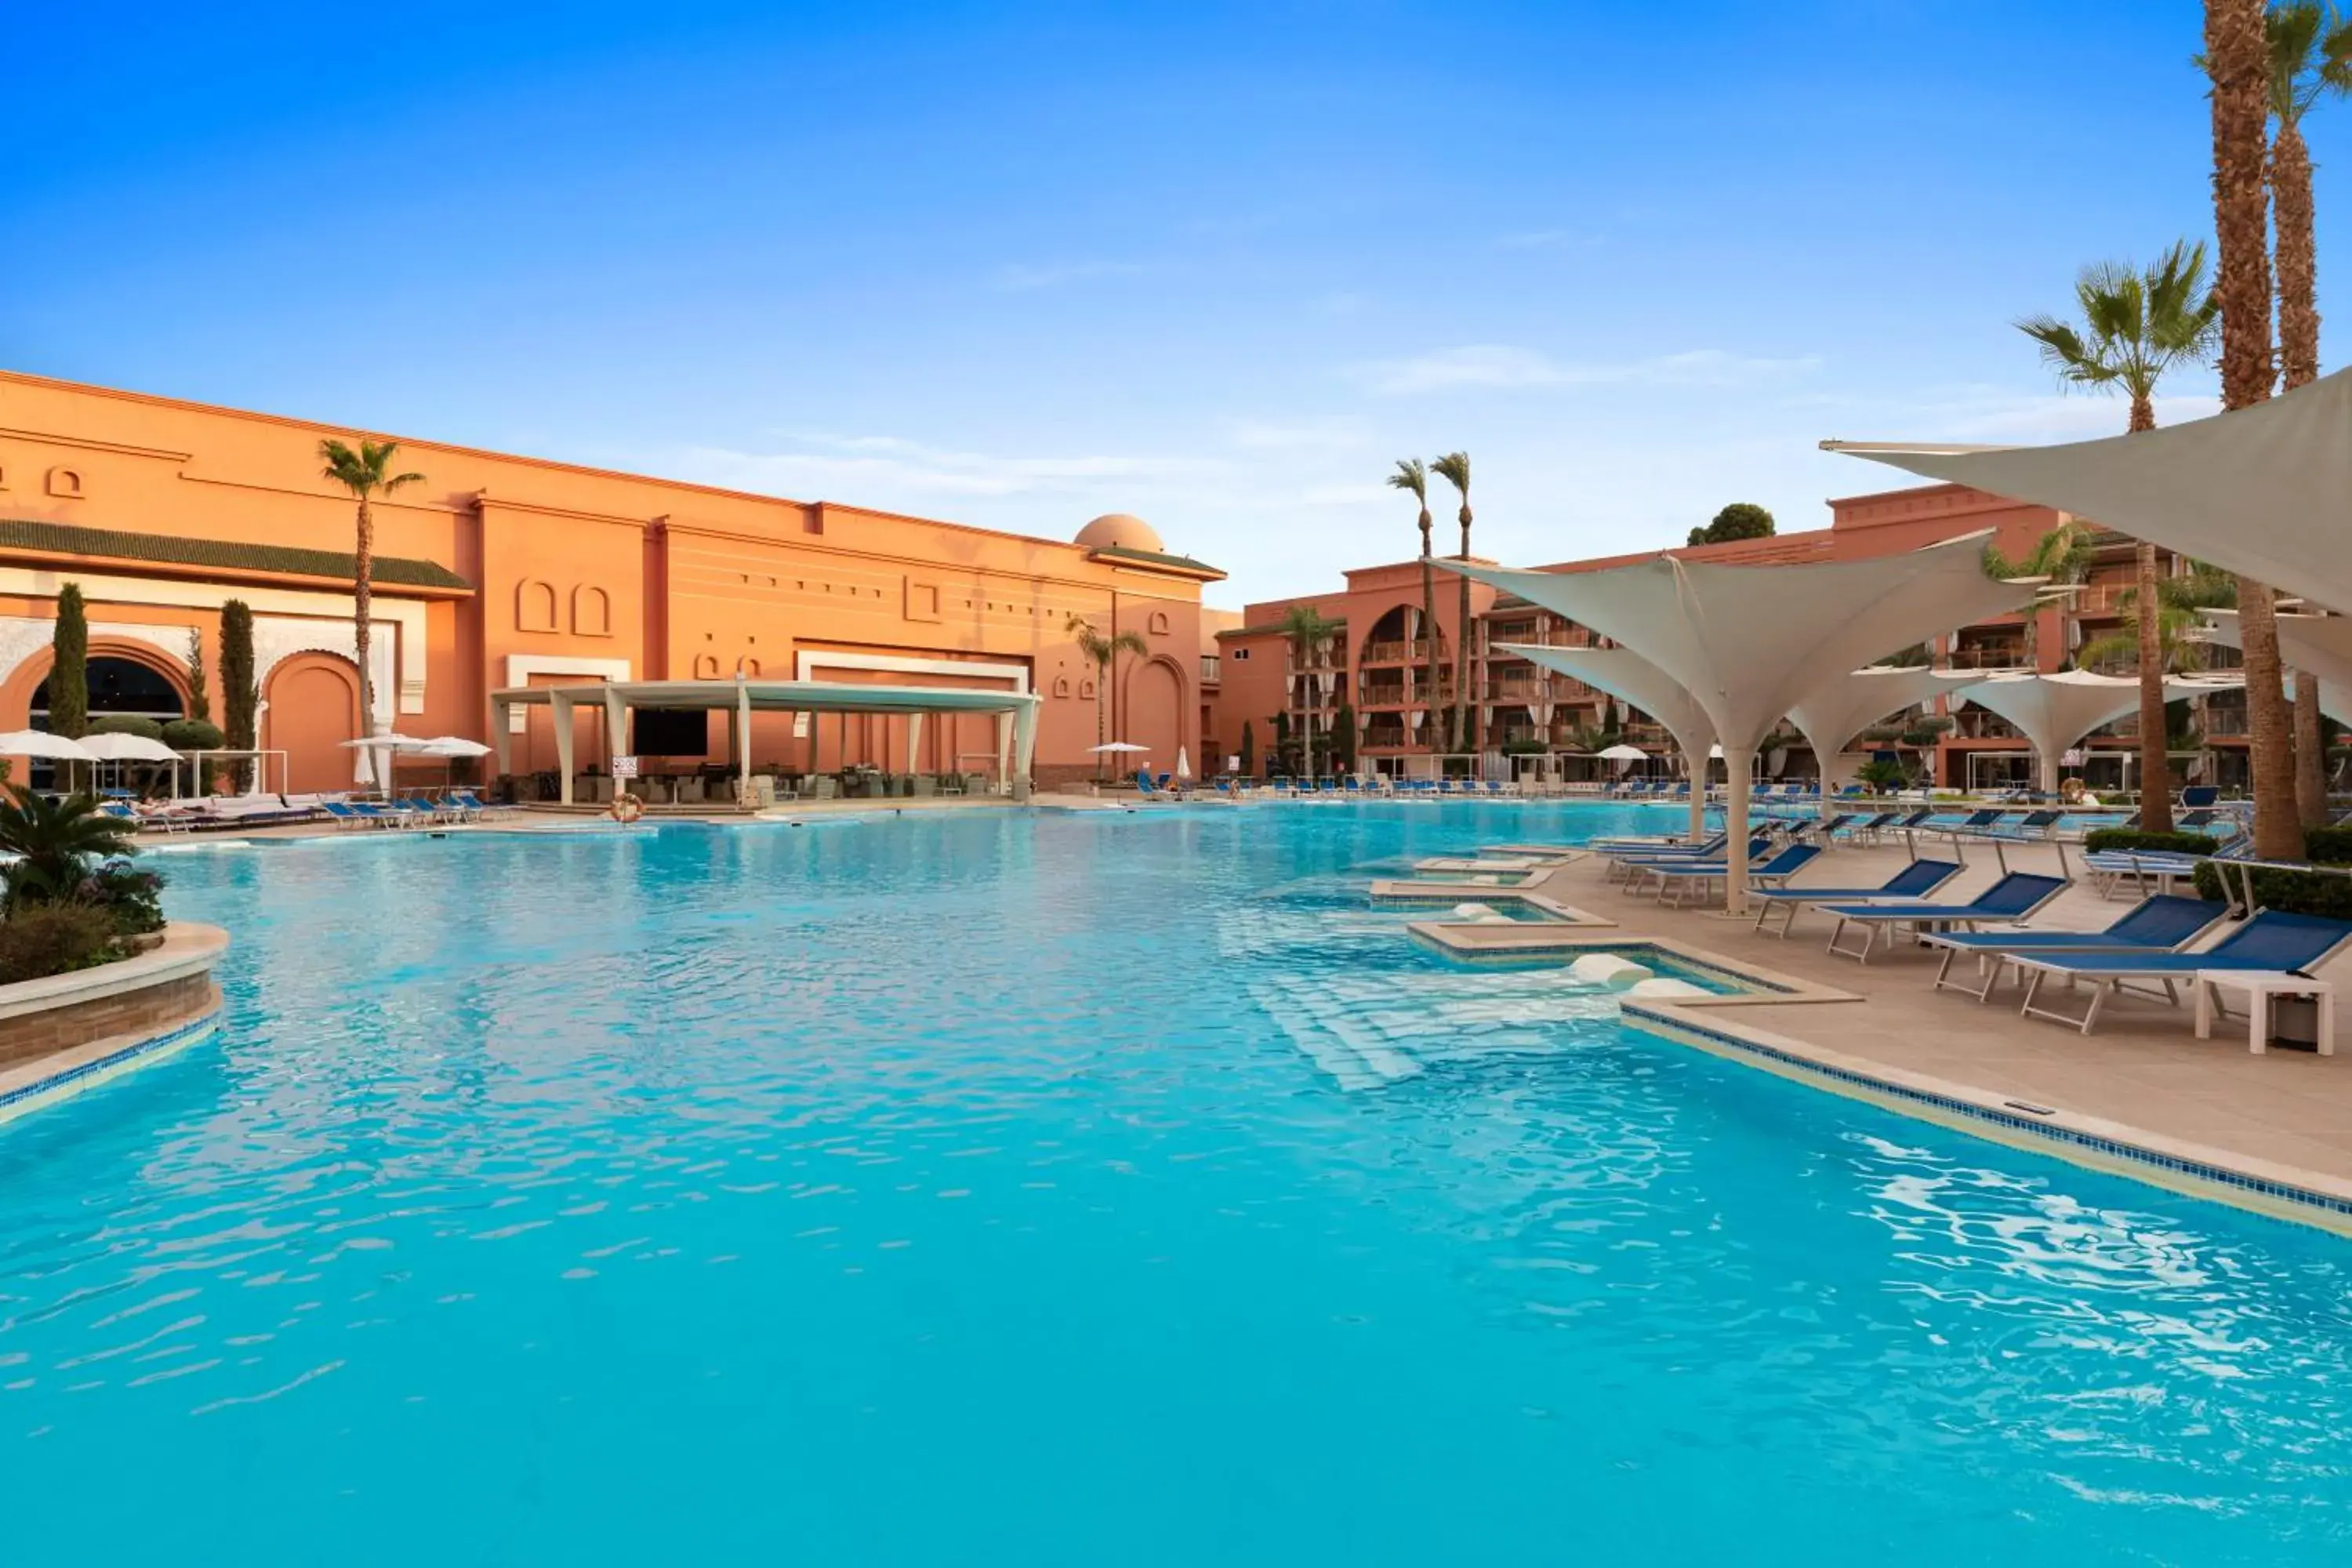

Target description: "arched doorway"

left=265, top=653, right=363, bottom=793
left=1127, top=657, right=1185, bottom=774
left=29, top=653, right=185, bottom=789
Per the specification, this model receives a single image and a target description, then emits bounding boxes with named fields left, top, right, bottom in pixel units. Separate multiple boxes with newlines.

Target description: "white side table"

left=2194, top=971, right=2336, bottom=1055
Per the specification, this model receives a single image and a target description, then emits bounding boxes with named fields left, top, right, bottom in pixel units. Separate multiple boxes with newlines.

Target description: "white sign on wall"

left=610, top=755, right=640, bottom=779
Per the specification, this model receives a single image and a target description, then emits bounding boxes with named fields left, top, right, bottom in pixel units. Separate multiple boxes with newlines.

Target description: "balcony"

left=1948, top=644, right=2029, bottom=671
left=1199, top=655, right=1221, bottom=687
left=2205, top=707, right=2249, bottom=737
left=1952, top=710, right=2024, bottom=741
left=1360, top=683, right=1409, bottom=707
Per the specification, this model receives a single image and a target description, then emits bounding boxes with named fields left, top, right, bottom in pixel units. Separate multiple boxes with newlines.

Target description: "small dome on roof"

left=1076, top=513, right=1163, bottom=552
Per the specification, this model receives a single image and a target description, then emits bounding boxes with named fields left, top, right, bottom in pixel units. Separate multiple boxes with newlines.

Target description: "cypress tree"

left=220, top=601, right=258, bottom=790
left=49, top=583, right=88, bottom=739
left=186, top=628, right=212, bottom=721
left=1238, top=719, right=1255, bottom=779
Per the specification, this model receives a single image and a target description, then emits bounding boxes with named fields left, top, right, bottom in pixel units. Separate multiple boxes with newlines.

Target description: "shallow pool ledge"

left=0, top=922, right=227, bottom=1123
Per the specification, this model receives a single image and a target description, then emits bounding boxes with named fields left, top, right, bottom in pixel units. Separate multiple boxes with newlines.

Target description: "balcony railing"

left=1199, top=655, right=1221, bottom=685
left=2205, top=708, right=2249, bottom=736
left=1948, top=645, right=2029, bottom=670
left=1360, top=684, right=1409, bottom=707
left=1360, top=640, right=1436, bottom=665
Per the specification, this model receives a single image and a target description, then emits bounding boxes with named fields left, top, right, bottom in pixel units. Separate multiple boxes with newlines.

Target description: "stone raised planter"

left=0, top=922, right=229, bottom=1123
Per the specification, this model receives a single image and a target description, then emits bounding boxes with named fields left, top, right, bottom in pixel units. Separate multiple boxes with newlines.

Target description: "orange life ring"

left=609, top=793, right=645, bottom=825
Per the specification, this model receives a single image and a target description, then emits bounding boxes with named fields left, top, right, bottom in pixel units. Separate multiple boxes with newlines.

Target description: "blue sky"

left=5, top=1, right=2321, bottom=606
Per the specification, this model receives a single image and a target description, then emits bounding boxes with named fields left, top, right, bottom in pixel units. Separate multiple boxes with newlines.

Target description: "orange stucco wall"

left=0, top=370, right=1222, bottom=789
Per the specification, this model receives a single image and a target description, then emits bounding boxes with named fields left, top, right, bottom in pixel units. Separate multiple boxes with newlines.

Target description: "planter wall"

left=0, top=923, right=228, bottom=1120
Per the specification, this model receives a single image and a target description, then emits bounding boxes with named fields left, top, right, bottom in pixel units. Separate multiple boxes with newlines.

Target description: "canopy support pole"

left=1722, top=746, right=1755, bottom=916
left=1011, top=700, right=1037, bottom=802
left=603, top=688, right=628, bottom=790
left=908, top=713, right=924, bottom=779
left=552, top=693, right=576, bottom=804
left=738, top=684, right=753, bottom=807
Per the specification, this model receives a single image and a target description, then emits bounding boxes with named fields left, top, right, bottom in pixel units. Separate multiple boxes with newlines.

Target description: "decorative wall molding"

left=791, top=648, right=1029, bottom=692
left=499, top=654, right=633, bottom=733
left=252, top=616, right=400, bottom=729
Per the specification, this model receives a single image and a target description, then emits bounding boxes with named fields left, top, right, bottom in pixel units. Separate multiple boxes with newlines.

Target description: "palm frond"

left=1385, top=457, right=1427, bottom=499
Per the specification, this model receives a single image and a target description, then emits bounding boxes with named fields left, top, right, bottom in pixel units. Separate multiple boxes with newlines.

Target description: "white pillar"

left=996, top=713, right=1014, bottom=795
left=491, top=695, right=514, bottom=780
left=1722, top=746, right=1755, bottom=916
left=908, top=712, right=924, bottom=777
left=603, top=688, right=628, bottom=782
left=738, top=684, right=753, bottom=806
left=1011, top=700, right=1039, bottom=802
left=2038, top=746, right=2060, bottom=796
left=553, top=694, right=577, bottom=804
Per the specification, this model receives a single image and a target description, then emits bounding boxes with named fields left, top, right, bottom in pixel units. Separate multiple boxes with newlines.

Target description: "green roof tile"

left=0, top=519, right=471, bottom=590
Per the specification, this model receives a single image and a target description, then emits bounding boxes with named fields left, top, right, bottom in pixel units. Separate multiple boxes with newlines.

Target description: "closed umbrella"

left=1174, top=746, right=1191, bottom=781
left=340, top=733, right=423, bottom=789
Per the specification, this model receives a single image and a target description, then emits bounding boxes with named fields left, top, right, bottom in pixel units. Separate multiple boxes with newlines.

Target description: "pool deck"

left=1422, top=836, right=2352, bottom=1225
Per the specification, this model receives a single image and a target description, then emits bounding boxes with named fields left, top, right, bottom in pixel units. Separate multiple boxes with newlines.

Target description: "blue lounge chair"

left=1920, top=894, right=2231, bottom=1002
left=2012, top=909, right=2352, bottom=1034
left=2180, top=785, right=2221, bottom=808
left=1820, top=871, right=2073, bottom=964
left=1748, top=858, right=1965, bottom=938
left=1640, top=842, right=1824, bottom=909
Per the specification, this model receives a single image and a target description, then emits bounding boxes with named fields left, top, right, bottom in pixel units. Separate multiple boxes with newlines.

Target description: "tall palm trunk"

left=2210, top=0, right=2302, bottom=858
left=1454, top=520, right=1472, bottom=753
left=1419, top=528, right=1439, bottom=762
left=2274, top=114, right=2332, bottom=827
left=353, top=494, right=376, bottom=747
left=2123, top=393, right=2173, bottom=833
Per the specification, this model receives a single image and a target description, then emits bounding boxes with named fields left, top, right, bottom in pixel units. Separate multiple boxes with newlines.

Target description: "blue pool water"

left=3, top=802, right=2349, bottom=1564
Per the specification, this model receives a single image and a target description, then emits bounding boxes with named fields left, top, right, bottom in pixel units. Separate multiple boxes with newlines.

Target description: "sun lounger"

left=1920, top=893, right=2231, bottom=1002
left=1819, top=871, right=2072, bottom=963
left=2011, top=908, right=2352, bottom=1034
left=1639, top=842, right=1824, bottom=909
left=1748, top=857, right=1965, bottom=938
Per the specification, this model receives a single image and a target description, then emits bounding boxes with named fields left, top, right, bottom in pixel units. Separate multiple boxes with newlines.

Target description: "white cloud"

left=988, top=260, right=1150, bottom=291
left=1357, top=344, right=1820, bottom=397
left=1226, top=416, right=1371, bottom=453
left=675, top=432, right=1217, bottom=501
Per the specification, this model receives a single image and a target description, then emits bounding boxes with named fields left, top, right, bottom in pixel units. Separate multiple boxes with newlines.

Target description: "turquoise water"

left=3, top=802, right=2349, bottom=1564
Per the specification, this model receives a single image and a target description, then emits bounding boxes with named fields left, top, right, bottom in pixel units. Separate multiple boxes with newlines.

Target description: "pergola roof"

left=2201, top=611, right=2352, bottom=722
left=1440, top=532, right=2033, bottom=753
left=489, top=678, right=1040, bottom=715
left=1825, top=367, right=2352, bottom=615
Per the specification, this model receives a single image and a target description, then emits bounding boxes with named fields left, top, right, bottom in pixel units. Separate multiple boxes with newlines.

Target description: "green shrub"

left=0, top=904, right=122, bottom=985
left=160, top=717, right=225, bottom=750
left=2303, top=826, right=2352, bottom=865
left=87, top=714, right=166, bottom=739
left=80, top=862, right=164, bottom=936
left=2084, top=829, right=2218, bottom=855
left=2194, top=861, right=2352, bottom=920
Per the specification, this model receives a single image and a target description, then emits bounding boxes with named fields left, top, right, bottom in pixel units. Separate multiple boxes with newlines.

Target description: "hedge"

left=2304, top=826, right=2352, bottom=865
left=2083, top=829, right=2217, bottom=856
left=2194, top=862, right=2352, bottom=920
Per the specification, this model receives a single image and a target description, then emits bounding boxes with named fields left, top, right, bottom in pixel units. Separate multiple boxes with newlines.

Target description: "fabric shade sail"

left=1824, top=367, right=2352, bottom=615
left=1448, top=534, right=2032, bottom=911
left=1959, top=670, right=2239, bottom=792
left=2201, top=610, right=2352, bottom=722
left=1497, top=644, right=1716, bottom=839
left=1785, top=666, right=1990, bottom=811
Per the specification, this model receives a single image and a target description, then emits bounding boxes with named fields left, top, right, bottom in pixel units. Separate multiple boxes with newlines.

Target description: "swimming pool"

left=3, top=803, right=2347, bottom=1563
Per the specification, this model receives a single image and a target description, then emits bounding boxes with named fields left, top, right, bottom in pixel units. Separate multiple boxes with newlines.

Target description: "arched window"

left=1147, top=610, right=1171, bottom=635
left=45, top=466, right=84, bottom=499
left=517, top=579, right=558, bottom=633
left=692, top=653, right=721, bottom=679
left=572, top=585, right=613, bottom=637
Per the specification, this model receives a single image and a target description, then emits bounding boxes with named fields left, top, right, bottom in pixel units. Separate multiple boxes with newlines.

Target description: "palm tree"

left=1277, top=604, right=1342, bottom=766
left=1388, top=458, right=1443, bottom=763
left=0, top=786, right=139, bottom=914
left=2016, top=241, right=2220, bottom=831
left=1982, top=523, right=2094, bottom=668
left=1065, top=614, right=1149, bottom=779
left=1432, top=452, right=1474, bottom=753
left=318, top=439, right=425, bottom=764
left=2078, top=564, right=2241, bottom=675
left=2266, top=0, right=2352, bottom=824
left=2208, top=0, right=2302, bottom=858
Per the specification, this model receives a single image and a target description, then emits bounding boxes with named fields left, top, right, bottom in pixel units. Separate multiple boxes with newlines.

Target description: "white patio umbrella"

left=1498, top=645, right=1715, bottom=838
left=2202, top=610, right=2352, bottom=722
left=1784, top=666, right=1991, bottom=812
left=1824, top=367, right=2352, bottom=615
left=1087, top=742, right=1149, bottom=753
left=341, top=732, right=423, bottom=788
left=73, top=732, right=178, bottom=762
left=1959, top=670, right=2238, bottom=793
left=1448, top=533, right=2033, bottom=913
left=0, top=730, right=100, bottom=793
left=1595, top=743, right=1650, bottom=763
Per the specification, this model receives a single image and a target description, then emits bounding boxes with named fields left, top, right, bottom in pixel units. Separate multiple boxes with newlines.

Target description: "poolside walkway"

left=1442, top=836, right=2352, bottom=1214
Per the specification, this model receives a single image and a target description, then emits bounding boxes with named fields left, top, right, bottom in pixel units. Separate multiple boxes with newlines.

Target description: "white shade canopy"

left=1784, top=666, right=1991, bottom=808
left=1961, top=669, right=2238, bottom=792
left=1595, top=743, right=1651, bottom=761
left=1499, top=644, right=1717, bottom=837
left=77, top=732, right=182, bottom=763
left=339, top=733, right=425, bottom=749
left=1087, top=741, right=1149, bottom=754
left=1825, top=367, right=2352, bottom=615
left=2201, top=610, right=2352, bottom=722
left=0, top=730, right=100, bottom=762
left=410, top=735, right=493, bottom=758
left=1454, top=535, right=2032, bottom=909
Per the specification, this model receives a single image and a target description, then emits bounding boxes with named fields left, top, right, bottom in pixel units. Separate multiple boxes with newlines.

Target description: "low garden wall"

left=0, top=923, right=227, bottom=1094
